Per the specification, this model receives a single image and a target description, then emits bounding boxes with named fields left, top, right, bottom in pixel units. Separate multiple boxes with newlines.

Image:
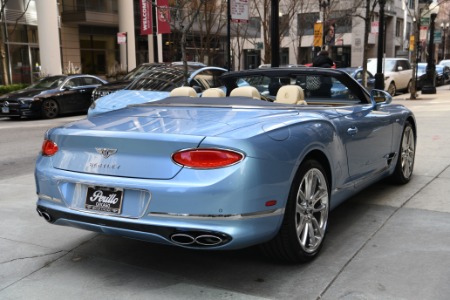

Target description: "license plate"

left=2, top=107, right=9, bottom=113
left=85, top=186, right=123, bottom=214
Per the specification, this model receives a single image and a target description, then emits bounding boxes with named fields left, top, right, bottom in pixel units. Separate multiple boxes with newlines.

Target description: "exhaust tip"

left=41, top=211, right=52, bottom=223
left=195, top=235, right=223, bottom=246
left=170, top=233, right=195, bottom=245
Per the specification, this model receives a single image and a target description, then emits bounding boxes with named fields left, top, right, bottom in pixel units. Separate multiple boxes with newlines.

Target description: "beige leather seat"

left=202, top=88, right=226, bottom=97
left=275, top=85, right=307, bottom=105
left=169, top=87, right=198, bottom=97
left=229, top=86, right=261, bottom=99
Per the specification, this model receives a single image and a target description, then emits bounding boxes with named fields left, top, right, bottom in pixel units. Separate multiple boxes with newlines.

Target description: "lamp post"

left=319, top=0, right=330, bottom=50
left=441, top=22, right=449, bottom=60
left=422, top=3, right=439, bottom=94
left=374, top=0, right=386, bottom=90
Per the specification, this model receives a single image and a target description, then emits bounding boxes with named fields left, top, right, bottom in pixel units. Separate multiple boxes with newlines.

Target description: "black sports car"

left=0, top=74, right=107, bottom=119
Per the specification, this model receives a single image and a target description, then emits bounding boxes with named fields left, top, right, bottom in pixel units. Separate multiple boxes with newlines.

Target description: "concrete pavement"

left=1, top=86, right=450, bottom=299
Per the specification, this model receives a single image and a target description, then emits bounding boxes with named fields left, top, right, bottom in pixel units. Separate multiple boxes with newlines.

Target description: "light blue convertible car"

left=35, top=68, right=416, bottom=263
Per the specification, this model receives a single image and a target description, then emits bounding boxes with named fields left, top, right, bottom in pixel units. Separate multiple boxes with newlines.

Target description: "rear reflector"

left=172, top=149, right=243, bottom=169
left=42, top=139, right=58, bottom=156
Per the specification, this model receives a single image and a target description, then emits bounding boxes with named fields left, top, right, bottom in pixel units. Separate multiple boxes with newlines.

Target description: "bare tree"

left=0, top=0, right=11, bottom=85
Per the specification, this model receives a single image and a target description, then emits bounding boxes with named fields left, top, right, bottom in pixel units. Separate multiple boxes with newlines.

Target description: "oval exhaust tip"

left=170, top=233, right=195, bottom=245
left=195, top=235, right=223, bottom=246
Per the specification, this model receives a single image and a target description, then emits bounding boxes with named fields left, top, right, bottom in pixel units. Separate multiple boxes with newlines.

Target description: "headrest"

left=169, top=87, right=198, bottom=97
left=229, top=86, right=261, bottom=99
left=202, top=88, right=226, bottom=97
left=275, top=85, right=307, bottom=105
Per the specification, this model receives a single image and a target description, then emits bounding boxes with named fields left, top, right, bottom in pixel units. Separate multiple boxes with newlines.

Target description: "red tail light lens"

left=172, top=149, right=244, bottom=169
left=41, top=139, right=58, bottom=156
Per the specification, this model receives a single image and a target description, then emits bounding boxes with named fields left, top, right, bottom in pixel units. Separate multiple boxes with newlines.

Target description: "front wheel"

left=390, top=121, right=415, bottom=184
left=260, top=159, right=329, bottom=263
left=41, top=99, right=59, bottom=119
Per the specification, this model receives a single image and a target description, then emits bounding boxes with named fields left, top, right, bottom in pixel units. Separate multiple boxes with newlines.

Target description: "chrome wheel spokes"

left=295, top=168, right=329, bottom=253
left=401, top=126, right=415, bottom=179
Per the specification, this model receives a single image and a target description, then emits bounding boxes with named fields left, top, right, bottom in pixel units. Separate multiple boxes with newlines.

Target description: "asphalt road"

left=1, top=89, right=450, bottom=299
left=0, top=115, right=84, bottom=178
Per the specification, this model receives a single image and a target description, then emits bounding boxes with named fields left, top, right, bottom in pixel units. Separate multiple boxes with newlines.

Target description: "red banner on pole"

left=140, top=0, right=152, bottom=35
left=156, top=0, right=171, bottom=34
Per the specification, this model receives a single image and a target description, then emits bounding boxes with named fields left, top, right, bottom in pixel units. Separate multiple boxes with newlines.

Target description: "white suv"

left=367, top=58, right=412, bottom=96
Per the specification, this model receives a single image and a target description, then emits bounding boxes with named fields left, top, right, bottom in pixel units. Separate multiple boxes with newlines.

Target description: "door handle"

left=347, top=127, right=358, bottom=135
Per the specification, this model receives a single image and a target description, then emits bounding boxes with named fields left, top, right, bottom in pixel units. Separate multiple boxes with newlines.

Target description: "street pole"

left=374, top=0, right=386, bottom=90
left=422, top=11, right=437, bottom=94
left=227, top=0, right=231, bottom=71
left=270, top=0, right=279, bottom=67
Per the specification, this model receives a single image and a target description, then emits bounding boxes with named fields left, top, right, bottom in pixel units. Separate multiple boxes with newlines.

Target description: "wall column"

left=35, top=0, right=62, bottom=75
left=118, top=1, right=136, bottom=71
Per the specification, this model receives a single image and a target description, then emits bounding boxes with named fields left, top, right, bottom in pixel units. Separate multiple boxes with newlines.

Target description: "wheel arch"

left=406, top=115, right=417, bottom=143
left=299, top=149, right=332, bottom=192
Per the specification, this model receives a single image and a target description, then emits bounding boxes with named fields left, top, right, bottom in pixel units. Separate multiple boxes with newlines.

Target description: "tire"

left=406, top=80, right=412, bottom=93
left=387, top=82, right=396, bottom=96
left=41, top=99, right=59, bottom=119
left=260, top=159, right=330, bottom=263
left=390, top=121, right=415, bottom=184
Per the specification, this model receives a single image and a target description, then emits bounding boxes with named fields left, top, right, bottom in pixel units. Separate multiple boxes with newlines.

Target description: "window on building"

left=298, top=13, right=320, bottom=36
left=280, top=48, right=289, bottom=65
left=232, top=17, right=261, bottom=39
left=328, top=10, right=353, bottom=34
left=280, top=14, right=290, bottom=37
left=396, top=19, right=403, bottom=38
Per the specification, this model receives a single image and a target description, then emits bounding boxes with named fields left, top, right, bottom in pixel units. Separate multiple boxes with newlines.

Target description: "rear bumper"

left=36, top=201, right=284, bottom=250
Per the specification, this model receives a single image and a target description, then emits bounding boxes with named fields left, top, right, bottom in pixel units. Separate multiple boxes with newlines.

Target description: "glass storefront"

left=3, top=24, right=40, bottom=85
left=79, top=26, right=119, bottom=76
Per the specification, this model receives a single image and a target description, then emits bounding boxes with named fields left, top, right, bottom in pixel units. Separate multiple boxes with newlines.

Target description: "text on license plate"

left=85, top=186, right=123, bottom=214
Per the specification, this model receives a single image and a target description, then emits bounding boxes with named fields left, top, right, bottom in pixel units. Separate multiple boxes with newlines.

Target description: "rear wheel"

left=387, top=82, right=396, bottom=96
left=390, top=121, right=415, bottom=184
left=260, top=159, right=329, bottom=263
left=41, top=99, right=59, bottom=119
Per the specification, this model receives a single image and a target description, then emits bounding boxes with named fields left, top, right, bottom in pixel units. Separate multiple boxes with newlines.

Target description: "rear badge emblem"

left=95, top=148, right=117, bottom=158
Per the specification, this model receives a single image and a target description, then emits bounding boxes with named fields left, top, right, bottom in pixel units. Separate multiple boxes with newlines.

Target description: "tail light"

left=172, top=149, right=244, bottom=169
left=41, top=139, right=58, bottom=156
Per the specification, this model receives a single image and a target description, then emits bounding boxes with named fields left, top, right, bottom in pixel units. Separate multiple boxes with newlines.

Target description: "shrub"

left=0, top=84, right=29, bottom=95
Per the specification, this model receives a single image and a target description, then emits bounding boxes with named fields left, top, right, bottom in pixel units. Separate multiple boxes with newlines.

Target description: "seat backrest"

left=275, top=85, right=307, bottom=105
left=229, top=86, right=261, bottom=99
left=169, top=87, right=198, bottom=97
left=202, top=88, right=226, bottom=97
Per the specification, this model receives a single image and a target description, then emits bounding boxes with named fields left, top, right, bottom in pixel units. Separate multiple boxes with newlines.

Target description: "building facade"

left=1, top=0, right=444, bottom=85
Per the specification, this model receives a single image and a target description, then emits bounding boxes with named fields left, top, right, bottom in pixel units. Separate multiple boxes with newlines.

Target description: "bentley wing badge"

left=95, top=148, right=118, bottom=158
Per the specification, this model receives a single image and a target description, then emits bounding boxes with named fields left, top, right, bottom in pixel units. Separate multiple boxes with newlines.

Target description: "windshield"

left=127, top=67, right=184, bottom=91
left=367, top=59, right=396, bottom=74
left=123, top=64, right=164, bottom=80
left=29, top=76, right=66, bottom=89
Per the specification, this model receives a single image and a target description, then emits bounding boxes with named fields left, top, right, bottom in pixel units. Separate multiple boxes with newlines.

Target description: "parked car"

left=416, top=63, right=450, bottom=90
left=88, top=65, right=227, bottom=116
left=338, top=67, right=375, bottom=91
left=91, top=62, right=209, bottom=101
left=35, top=67, right=416, bottom=263
left=367, top=58, right=412, bottom=96
left=0, top=74, right=107, bottom=119
left=258, top=64, right=305, bottom=68
left=438, top=59, right=450, bottom=68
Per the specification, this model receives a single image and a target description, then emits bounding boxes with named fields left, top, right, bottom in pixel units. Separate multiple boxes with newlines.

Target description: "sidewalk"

left=394, top=84, right=450, bottom=101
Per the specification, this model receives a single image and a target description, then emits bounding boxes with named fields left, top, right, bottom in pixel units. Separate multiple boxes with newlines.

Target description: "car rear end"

left=35, top=103, right=305, bottom=249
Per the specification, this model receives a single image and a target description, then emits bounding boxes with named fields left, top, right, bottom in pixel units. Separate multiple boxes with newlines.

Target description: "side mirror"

left=397, top=66, right=403, bottom=71
left=370, top=89, right=392, bottom=107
